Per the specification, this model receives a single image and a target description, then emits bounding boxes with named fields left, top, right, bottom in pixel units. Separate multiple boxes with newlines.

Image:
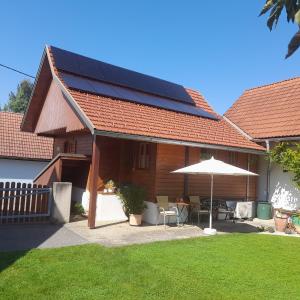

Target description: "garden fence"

left=0, top=181, right=51, bottom=224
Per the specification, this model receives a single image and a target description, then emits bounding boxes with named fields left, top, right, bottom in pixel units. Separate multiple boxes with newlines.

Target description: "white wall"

left=257, top=154, right=300, bottom=210
left=270, top=164, right=300, bottom=210
left=0, top=158, right=48, bottom=183
left=81, top=191, right=128, bottom=222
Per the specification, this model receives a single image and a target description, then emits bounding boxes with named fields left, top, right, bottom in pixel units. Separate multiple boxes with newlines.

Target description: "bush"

left=71, top=202, right=85, bottom=215
left=118, top=184, right=146, bottom=215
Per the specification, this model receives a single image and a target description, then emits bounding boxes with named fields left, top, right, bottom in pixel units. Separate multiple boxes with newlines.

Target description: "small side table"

left=176, top=201, right=191, bottom=225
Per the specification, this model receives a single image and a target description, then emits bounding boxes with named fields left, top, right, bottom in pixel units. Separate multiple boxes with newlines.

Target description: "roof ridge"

left=245, top=76, right=300, bottom=92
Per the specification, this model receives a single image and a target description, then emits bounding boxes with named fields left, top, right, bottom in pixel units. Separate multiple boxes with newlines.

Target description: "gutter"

left=253, top=136, right=300, bottom=142
left=94, top=129, right=265, bottom=155
left=0, top=156, right=51, bottom=162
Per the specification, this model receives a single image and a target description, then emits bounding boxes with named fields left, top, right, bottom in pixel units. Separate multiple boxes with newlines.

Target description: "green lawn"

left=0, top=234, right=299, bottom=300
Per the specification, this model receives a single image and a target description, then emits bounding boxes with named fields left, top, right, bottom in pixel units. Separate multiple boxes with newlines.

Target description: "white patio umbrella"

left=172, top=157, right=258, bottom=235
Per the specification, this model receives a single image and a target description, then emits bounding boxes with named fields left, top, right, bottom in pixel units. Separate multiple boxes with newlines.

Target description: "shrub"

left=71, top=202, right=85, bottom=215
left=118, top=184, right=146, bottom=215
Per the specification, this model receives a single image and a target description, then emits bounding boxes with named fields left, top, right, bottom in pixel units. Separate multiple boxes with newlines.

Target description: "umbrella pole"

left=210, top=174, right=213, bottom=229
left=204, top=174, right=216, bottom=235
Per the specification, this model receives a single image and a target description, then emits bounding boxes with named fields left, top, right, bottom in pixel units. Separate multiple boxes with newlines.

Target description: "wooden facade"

left=37, top=134, right=258, bottom=203
left=30, top=79, right=259, bottom=228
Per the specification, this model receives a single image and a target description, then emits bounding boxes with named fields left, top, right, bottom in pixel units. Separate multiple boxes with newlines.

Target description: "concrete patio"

left=64, top=218, right=276, bottom=247
left=0, top=217, right=283, bottom=252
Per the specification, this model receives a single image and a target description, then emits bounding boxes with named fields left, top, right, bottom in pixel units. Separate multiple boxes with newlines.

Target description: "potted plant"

left=118, top=184, right=146, bottom=226
left=274, top=209, right=289, bottom=232
left=104, top=180, right=116, bottom=193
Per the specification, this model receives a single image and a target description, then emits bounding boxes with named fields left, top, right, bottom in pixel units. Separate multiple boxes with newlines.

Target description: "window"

left=64, top=139, right=77, bottom=153
left=228, top=152, right=238, bottom=165
left=137, top=143, right=150, bottom=169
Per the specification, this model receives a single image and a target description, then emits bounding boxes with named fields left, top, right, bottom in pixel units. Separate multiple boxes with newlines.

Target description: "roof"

left=47, top=46, right=264, bottom=152
left=66, top=89, right=263, bottom=151
left=225, top=77, right=300, bottom=139
left=50, top=46, right=194, bottom=105
left=23, top=46, right=264, bottom=153
left=34, top=153, right=90, bottom=182
left=0, top=112, right=53, bottom=160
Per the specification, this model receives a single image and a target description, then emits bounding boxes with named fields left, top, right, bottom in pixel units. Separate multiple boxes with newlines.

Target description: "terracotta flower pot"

left=274, top=216, right=288, bottom=232
left=129, top=214, right=142, bottom=226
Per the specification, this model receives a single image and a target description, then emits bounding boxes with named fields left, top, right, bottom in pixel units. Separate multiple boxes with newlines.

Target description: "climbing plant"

left=268, top=142, right=300, bottom=189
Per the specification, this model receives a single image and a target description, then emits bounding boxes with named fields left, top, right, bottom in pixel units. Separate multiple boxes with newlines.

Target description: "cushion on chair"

left=160, top=210, right=177, bottom=216
left=189, top=196, right=200, bottom=205
left=156, top=196, right=169, bottom=210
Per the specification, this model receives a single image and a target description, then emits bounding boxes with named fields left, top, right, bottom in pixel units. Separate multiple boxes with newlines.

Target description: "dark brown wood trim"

left=88, top=135, right=100, bottom=229
left=183, top=146, right=189, bottom=196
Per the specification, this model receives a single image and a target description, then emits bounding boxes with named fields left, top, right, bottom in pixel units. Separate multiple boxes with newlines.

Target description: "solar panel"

left=51, top=46, right=194, bottom=105
left=61, top=73, right=218, bottom=120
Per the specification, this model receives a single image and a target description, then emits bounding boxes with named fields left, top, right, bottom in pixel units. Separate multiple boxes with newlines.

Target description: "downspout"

left=183, top=146, right=189, bottom=196
left=246, top=153, right=250, bottom=201
left=265, top=140, right=270, bottom=202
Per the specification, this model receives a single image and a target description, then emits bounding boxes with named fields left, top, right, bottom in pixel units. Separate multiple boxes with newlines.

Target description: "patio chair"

left=156, top=196, right=179, bottom=228
left=218, top=201, right=235, bottom=223
left=189, top=196, right=210, bottom=225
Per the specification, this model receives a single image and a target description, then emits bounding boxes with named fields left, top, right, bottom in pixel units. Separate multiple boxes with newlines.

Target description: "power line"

left=0, top=63, right=35, bottom=79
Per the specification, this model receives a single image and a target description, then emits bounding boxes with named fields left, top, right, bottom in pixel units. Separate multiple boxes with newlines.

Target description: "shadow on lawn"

left=0, top=223, right=64, bottom=272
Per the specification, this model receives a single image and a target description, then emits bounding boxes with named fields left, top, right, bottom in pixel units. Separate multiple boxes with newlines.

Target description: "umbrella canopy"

left=172, top=157, right=258, bottom=235
left=172, top=157, right=258, bottom=176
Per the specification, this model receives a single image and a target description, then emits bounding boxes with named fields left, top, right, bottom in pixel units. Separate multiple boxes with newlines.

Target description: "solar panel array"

left=61, top=73, right=218, bottom=120
left=50, top=46, right=218, bottom=120
left=51, top=46, right=194, bottom=104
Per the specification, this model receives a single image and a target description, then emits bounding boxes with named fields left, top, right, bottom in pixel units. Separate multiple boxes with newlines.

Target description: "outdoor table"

left=176, top=201, right=191, bottom=224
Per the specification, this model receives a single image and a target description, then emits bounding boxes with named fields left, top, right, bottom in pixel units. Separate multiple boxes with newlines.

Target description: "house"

left=225, top=77, right=300, bottom=210
left=0, top=111, right=53, bottom=182
left=21, top=46, right=265, bottom=228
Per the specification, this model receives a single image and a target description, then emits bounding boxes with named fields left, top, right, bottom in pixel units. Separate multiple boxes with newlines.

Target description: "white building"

left=225, top=77, right=300, bottom=210
left=0, top=111, right=53, bottom=183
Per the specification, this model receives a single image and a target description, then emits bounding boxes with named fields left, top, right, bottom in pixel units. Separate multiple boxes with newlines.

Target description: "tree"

left=3, top=80, right=33, bottom=113
left=260, top=0, right=300, bottom=58
left=268, top=142, right=300, bottom=189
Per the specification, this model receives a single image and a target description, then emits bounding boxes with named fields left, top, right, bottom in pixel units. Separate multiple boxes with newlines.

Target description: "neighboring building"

left=225, top=77, right=300, bottom=210
left=22, top=46, right=264, bottom=227
left=0, top=111, right=53, bottom=182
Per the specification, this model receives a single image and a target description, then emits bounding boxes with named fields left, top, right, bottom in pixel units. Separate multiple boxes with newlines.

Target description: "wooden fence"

left=0, top=182, right=51, bottom=224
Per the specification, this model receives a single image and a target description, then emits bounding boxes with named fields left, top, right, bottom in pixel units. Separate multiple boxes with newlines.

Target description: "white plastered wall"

left=257, top=152, right=300, bottom=210
left=0, top=158, right=48, bottom=183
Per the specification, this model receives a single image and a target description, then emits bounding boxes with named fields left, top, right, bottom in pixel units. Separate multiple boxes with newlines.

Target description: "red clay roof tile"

left=0, top=112, right=53, bottom=160
left=225, top=77, right=300, bottom=139
left=48, top=47, right=263, bottom=152
left=67, top=88, right=264, bottom=151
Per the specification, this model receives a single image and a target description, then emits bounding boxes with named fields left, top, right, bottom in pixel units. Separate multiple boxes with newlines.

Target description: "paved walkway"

left=0, top=223, right=88, bottom=252
left=2, top=218, right=297, bottom=252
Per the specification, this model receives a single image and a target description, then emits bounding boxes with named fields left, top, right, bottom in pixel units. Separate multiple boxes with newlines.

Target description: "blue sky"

left=0, top=1, right=299, bottom=114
